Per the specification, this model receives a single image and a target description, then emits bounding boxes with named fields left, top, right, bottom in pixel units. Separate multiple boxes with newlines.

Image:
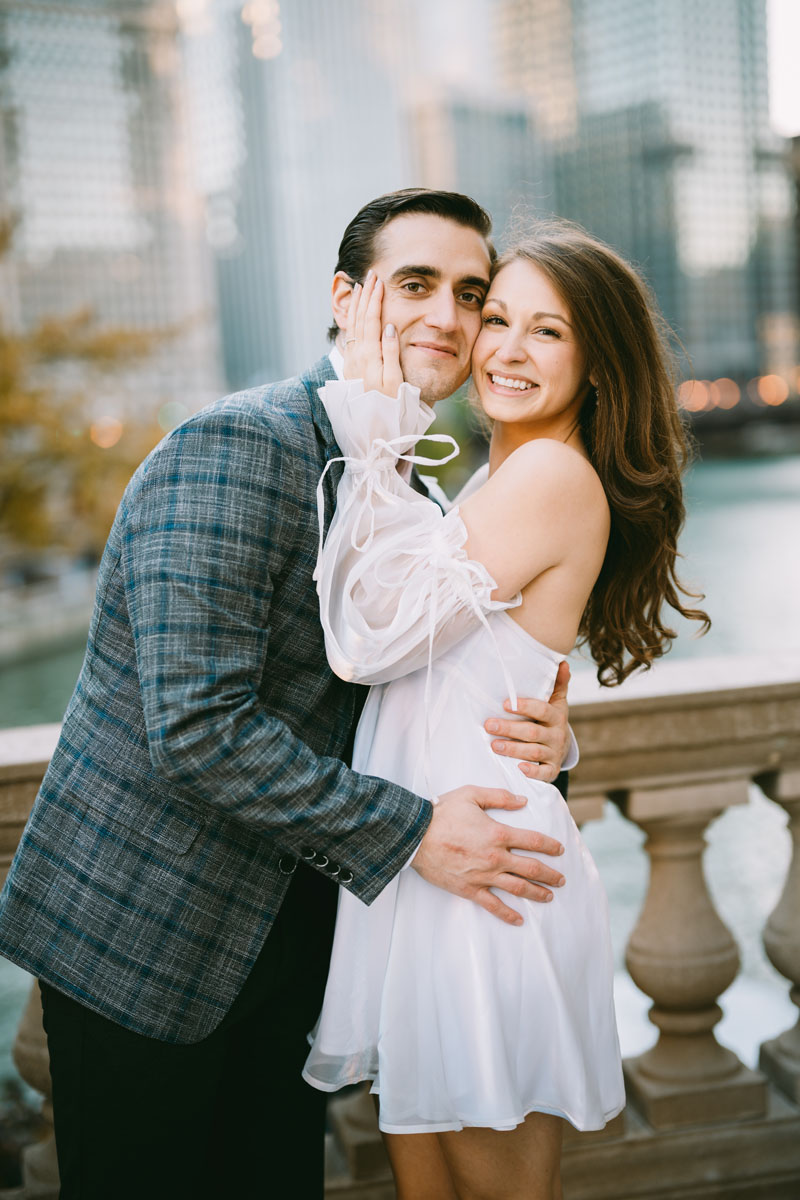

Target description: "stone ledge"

left=0, top=725, right=60, bottom=783
left=323, top=1088, right=800, bottom=1199
left=561, top=1087, right=800, bottom=1199
left=567, top=656, right=800, bottom=794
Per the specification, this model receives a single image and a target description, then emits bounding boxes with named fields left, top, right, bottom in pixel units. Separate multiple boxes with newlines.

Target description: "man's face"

left=335, top=214, right=492, bottom=404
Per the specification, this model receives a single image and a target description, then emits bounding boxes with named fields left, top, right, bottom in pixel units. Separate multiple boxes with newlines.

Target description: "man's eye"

left=402, top=281, right=426, bottom=293
left=460, top=291, right=484, bottom=306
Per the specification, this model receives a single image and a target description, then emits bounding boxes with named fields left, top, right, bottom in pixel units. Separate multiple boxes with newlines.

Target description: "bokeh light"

left=709, top=378, right=740, bottom=409
left=242, top=1, right=282, bottom=59
left=678, top=380, right=710, bottom=412
left=90, top=417, right=123, bottom=449
left=757, top=374, right=789, bottom=406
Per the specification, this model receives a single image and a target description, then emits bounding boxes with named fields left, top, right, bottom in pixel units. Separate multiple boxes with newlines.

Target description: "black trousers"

left=40, top=864, right=338, bottom=1200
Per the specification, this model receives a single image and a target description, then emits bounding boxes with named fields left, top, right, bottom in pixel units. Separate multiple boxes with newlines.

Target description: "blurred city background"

left=0, top=0, right=799, bottom=1181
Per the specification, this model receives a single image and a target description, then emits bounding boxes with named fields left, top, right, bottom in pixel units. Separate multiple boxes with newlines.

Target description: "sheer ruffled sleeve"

left=314, top=379, right=521, bottom=695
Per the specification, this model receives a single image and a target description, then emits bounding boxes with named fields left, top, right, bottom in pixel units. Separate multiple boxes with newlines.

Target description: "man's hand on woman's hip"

left=484, top=660, right=571, bottom=782
left=412, top=786, right=566, bottom=926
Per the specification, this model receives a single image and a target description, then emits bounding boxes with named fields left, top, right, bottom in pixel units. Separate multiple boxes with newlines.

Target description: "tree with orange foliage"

left=0, top=222, right=168, bottom=567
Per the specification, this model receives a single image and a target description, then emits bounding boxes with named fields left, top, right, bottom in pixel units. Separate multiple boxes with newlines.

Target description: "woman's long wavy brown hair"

left=496, top=220, right=709, bottom=686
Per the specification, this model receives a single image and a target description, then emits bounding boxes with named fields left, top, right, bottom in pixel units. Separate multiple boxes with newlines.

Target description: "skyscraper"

left=180, top=0, right=420, bottom=387
left=492, top=0, right=798, bottom=382
left=0, top=0, right=224, bottom=417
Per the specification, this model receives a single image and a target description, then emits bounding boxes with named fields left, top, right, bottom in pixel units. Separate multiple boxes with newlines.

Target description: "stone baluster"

left=615, top=777, right=767, bottom=1130
left=12, top=982, right=59, bottom=1199
left=758, top=769, right=800, bottom=1103
left=0, top=726, right=61, bottom=1199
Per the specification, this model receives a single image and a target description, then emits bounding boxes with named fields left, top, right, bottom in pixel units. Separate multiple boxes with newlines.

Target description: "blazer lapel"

left=300, top=355, right=346, bottom=543
left=301, top=356, right=339, bottom=453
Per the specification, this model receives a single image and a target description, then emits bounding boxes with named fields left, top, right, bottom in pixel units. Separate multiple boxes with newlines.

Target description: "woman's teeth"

left=490, top=374, right=533, bottom=390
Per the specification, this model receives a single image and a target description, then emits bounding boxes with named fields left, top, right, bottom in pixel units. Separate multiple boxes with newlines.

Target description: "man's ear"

left=331, top=271, right=355, bottom=339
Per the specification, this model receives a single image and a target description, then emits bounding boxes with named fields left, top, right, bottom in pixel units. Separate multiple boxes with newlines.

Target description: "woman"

left=304, top=220, right=708, bottom=1200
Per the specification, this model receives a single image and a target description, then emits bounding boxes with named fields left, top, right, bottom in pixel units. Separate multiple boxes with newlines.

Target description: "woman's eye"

left=537, top=327, right=560, bottom=338
left=481, top=314, right=505, bottom=326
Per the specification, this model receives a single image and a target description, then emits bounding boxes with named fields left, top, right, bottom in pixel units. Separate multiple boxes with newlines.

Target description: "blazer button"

left=300, top=846, right=316, bottom=861
left=338, top=868, right=354, bottom=885
left=278, top=855, right=296, bottom=875
left=315, top=854, right=329, bottom=869
left=324, top=860, right=340, bottom=874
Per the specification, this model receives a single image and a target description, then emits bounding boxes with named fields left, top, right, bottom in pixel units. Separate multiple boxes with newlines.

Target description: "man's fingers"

left=473, top=788, right=528, bottom=812
left=490, top=738, right=553, bottom=761
left=549, top=660, right=571, bottom=704
left=496, top=874, right=555, bottom=903
left=473, top=889, right=524, bottom=927
left=502, top=851, right=564, bottom=887
left=519, top=761, right=560, bottom=783
left=486, top=715, right=553, bottom=744
left=499, top=696, right=550, bottom=724
left=497, top=825, right=565, bottom=859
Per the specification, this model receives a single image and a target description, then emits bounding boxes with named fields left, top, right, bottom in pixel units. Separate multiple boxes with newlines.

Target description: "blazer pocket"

left=82, top=790, right=205, bottom=856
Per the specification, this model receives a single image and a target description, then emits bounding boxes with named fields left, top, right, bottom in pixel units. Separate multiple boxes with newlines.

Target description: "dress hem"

left=376, top=1099, right=626, bottom=1136
left=302, top=1068, right=625, bottom=1134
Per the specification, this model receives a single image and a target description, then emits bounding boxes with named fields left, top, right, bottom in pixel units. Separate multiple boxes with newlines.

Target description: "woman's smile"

left=487, top=372, right=538, bottom=394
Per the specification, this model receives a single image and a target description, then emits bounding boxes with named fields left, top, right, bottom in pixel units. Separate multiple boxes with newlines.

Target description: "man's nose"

left=423, top=290, right=459, bottom=332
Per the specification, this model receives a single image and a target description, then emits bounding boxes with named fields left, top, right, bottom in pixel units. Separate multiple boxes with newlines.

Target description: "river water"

left=0, top=455, right=798, bottom=1078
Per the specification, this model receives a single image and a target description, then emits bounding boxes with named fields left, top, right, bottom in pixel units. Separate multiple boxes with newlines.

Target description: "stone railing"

left=1, top=655, right=800, bottom=1199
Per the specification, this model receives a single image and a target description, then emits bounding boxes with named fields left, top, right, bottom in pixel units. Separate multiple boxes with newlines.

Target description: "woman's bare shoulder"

left=493, top=438, right=607, bottom=512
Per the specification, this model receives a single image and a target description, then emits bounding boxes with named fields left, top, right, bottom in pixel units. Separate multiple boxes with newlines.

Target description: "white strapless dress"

left=302, top=380, right=625, bottom=1135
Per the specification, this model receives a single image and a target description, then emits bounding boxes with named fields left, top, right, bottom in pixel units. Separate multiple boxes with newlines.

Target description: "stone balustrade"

left=1, top=654, right=800, bottom=1199
left=557, top=653, right=800, bottom=1199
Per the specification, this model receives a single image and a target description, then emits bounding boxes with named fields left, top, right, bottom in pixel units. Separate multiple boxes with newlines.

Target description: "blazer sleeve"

left=121, top=404, right=431, bottom=905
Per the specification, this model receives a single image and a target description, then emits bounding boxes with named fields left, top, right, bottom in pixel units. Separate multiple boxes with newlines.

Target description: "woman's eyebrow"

left=484, top=298, right=572, bottom=327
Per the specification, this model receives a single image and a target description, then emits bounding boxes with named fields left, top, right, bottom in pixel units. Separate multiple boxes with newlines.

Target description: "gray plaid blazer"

left=0, top=357, right=431, bottom=1043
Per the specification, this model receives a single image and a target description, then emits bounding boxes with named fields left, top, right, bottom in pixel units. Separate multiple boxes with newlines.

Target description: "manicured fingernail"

left=486, top=720, right=499, bottom=733
left=516, top=795, right=526, bottom=804
left=384, top=323, right=396, bottom=338
left=519, top=763, right=530, bottom=775
left=544, top=893, right=553, bottom=902
left=366, top=268, right=374, bottom=280
left=493, top=741, right=506, bottom=753
left=504, top=700, right=515, bottom=712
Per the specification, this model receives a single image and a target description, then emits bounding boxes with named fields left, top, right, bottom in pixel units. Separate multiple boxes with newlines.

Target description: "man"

left=0, top=189, right=573, bottom=1198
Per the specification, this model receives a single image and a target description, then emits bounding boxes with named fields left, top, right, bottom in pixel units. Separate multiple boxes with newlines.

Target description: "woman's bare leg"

left=437, top=1112, right=563, bottom=1200
left=382, top=1131, right=459, bottom=1200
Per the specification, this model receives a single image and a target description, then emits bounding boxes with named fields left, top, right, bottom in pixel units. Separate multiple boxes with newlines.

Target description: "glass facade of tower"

left=0, top=0, right=224, bottom=415
left=479, top=0, right=799, bottom=383
left=0, top=0, right=795, bottom=398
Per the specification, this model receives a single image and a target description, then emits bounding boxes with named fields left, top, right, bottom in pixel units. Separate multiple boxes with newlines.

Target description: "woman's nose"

left=496, top=332, right=526, bottom=362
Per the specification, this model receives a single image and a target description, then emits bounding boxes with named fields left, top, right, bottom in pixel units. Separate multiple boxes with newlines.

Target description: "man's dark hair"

left=327, top=188, right=495, bottom=341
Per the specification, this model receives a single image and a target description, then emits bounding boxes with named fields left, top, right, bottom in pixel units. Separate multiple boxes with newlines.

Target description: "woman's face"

left=472, top=259, right=592, bottom=438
